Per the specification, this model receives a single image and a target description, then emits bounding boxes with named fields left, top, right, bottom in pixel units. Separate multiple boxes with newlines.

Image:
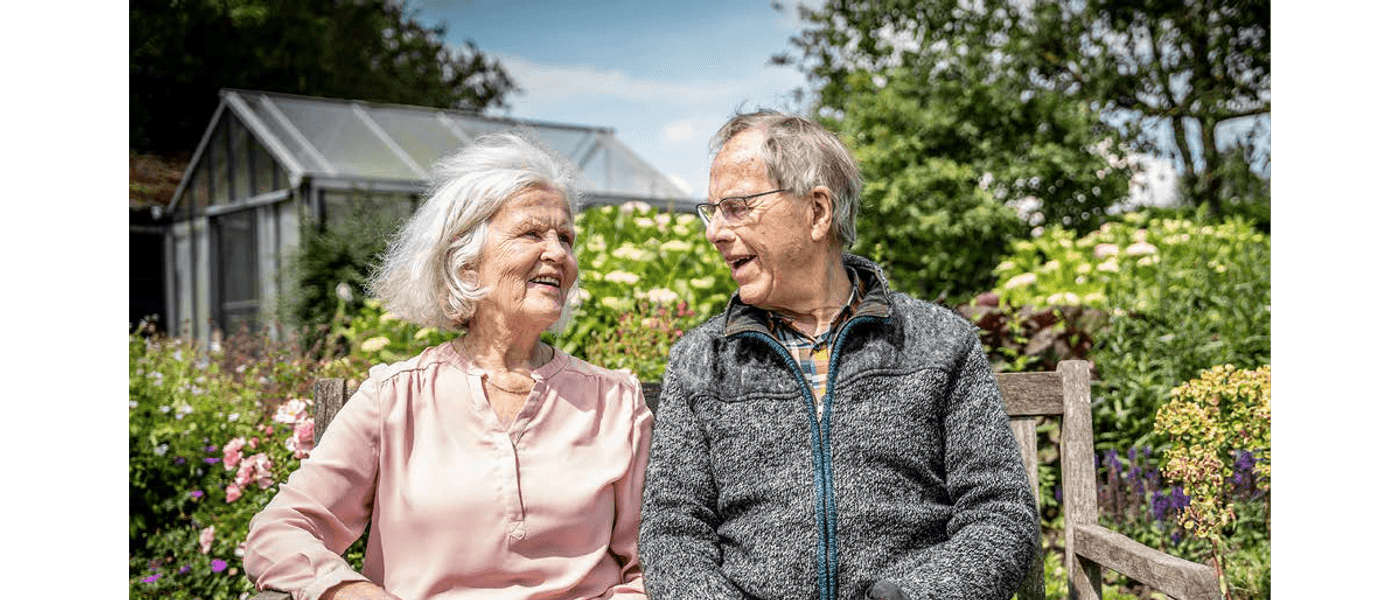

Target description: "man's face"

left=705, top=129, right=816, bottom=312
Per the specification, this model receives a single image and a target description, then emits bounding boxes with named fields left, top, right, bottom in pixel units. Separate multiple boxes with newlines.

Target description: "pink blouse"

left=244, top=341, right=652, bottom=600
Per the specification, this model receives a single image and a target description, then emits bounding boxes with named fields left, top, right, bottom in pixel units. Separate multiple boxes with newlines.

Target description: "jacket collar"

left=722, top=253, right=893, bottom=338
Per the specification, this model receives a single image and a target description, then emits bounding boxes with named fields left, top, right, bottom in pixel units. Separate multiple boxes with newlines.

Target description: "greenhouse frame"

left=163, top=89, right=694, bottom=340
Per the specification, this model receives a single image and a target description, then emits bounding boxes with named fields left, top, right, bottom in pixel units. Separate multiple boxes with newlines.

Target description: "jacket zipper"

left=735, top=314, right=875, bottom=600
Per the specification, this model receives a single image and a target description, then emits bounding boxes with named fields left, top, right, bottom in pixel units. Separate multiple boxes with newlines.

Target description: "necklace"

left=484, top=375, right=534, bottom=395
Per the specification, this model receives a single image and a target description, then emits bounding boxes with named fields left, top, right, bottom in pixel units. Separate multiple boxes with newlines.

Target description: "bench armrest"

left=1071, top=523, right=1221, bottom=600
left=249, top=591, right=292, bottom=600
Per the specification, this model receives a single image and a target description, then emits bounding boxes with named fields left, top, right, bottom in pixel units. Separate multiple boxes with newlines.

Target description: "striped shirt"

left=766, top=267, right=868, bottom=418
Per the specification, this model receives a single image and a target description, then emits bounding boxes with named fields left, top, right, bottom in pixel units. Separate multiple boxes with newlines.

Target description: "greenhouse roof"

left=170, top=89, right=692, bottom=211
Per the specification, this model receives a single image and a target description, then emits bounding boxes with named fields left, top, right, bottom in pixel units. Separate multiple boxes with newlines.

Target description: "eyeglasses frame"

left=695, top=188, right=790, bottom=226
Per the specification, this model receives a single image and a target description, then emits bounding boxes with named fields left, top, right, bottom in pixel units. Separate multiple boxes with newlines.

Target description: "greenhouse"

left=162, top=89, right=693, bottom=340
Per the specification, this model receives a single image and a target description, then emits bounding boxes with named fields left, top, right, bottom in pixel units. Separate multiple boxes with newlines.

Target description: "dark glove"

left=866, top=579, right=911, bottom=600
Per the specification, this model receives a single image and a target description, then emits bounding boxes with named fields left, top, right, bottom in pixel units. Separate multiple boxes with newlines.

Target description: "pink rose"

left=222, top=438, right=246, bottom=471
left=234, top=462, right=254, bottom=487
left=199, top=526, right=215, bottom=554
left=224, top=484, right=243, bottom=503
left=274, top=399, right=310, bottom=424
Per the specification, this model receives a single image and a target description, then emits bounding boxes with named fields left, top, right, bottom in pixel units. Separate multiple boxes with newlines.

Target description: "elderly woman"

left=243, top=131, right=652, bottom=600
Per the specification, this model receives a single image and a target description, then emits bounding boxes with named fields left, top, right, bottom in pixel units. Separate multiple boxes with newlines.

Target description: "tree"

left=830, top=66, right=1129, bottom=301
left=776, top=0, right=1270, bottom=217
left=130, top=0, right=518, bottom=157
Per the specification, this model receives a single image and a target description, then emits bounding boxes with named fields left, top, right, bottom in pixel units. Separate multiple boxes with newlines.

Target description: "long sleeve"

left=595, top=376, right=653, bottom=600
left=638, top=357, right=752, bottom=600
left=886, top=330, right=1039, bottom=600
left=243, top=366, right=384, bottom=600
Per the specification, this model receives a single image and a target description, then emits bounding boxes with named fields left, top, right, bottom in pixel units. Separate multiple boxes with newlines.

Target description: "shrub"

left=1154, top=365, right=1271, bottom=600
left=129, top=322, right=360, bottom=598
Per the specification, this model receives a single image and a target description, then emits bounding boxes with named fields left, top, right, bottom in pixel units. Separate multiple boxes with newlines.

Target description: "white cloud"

left=501, top=55, right=741, bottom=105
left=662, top=121, right=700, bottom=143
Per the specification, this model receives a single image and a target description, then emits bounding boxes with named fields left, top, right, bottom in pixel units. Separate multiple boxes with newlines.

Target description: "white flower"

left=635, top=217, right=656, bottom=228
left=604, top=271, right=640, bottom=284
left=1124, top=241, right=1158, bottom=256
left=1083, top=292, right=1105, bottom=303
left=1005, top=273, right=1037, bottom=289
left=1041, top=260, right=1061, bottom=272
left=660, top=240, right=692, bottom=253
left=619, top=201, right=651, bottom=215
left=129, top=401, right=139, bottom=409
left=336, top=282, right=354, bottom=302
left=994, top=261, right=1016, bottom=273
left=159, top=405, right=171, bottom=414
left=610, top=245, right=647, bottom=261
left=601, top=297, right=627, bottom=310
left=175, top=404, right=194, bottom=420
left=1137, top=255, right=1160, bottom=266
left=1132, top=229, right=1149, bottom=242
left=1093, top=243, right=1119, bottom=258
left=1076, top=263, right=1092, bottom=274
left=228, top=412, right=241, bottom=422
left=646, top=288, right=680, bottom=303
left=675, top=213, right=698, bottom=225
left=689, top=276, right=715, bottom=289
left=154, top=443, right=169, bottom=456
left=578, top=289, right=592, bottom=301
left=360, top=336, right=391, bottom=353
left=655, top=214, right=673, bottom=226
left=1097, top=259, right=1120, bottom=272
left=1045, top=292, right=1081, bottom=305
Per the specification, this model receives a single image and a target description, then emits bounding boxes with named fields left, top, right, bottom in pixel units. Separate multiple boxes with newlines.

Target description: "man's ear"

left=808, top=186, right=837, bottom=243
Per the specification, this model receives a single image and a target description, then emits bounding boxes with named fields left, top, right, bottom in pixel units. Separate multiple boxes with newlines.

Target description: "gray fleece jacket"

left=639, top=254, right=1038, bottom=600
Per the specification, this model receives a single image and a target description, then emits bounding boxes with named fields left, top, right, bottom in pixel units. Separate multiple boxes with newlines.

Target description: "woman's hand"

left=322, top=581, right=402, bottom=600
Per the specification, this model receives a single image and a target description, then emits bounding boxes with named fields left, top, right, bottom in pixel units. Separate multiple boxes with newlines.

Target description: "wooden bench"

left=252, top=360, right=1219, bottom=600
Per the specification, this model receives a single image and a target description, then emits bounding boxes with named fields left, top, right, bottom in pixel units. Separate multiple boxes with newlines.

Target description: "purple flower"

left=1169, top=486, right=1191, bottom=508
left=203, top=457, right=220, bottom=464
left=206, top=445, right=218, bottom=452
left=142, top=574, right=160, bottom=583
left=174, top=457, right=186, bottom=465
left=1053, top=485, right=1062, bottom=502
left=211, top=559, right=228, bottom=572
left=1170, top=531, right=1183, bottom=545
left=179, top=565, right=191, bottom=574
left=1150, top=491, right=1169, bottom=522
left=1128, top=447, right=1139, bottom=462
left=190, top=490, right=204, bottom=499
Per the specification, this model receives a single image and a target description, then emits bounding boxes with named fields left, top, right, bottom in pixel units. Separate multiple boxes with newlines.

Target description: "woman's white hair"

left=370, top=129, right=582, bottom=333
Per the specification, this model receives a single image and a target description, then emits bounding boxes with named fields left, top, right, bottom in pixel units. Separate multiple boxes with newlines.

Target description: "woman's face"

left=471, top=185, right=578, bottom=330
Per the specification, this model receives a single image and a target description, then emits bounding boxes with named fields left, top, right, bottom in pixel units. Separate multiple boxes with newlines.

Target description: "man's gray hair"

left=710, top=109, right=862, bottom=247
left=370, top=129, right=582, bottom=333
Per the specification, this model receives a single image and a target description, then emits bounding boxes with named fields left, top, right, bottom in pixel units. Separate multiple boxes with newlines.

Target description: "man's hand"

left=322, top=581, right=402, bottom=600
left=866, top=579, right=911, bottom=600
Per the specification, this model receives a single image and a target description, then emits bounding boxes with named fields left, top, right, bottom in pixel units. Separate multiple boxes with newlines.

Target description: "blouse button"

left=509, top=525, right=526, bottom=540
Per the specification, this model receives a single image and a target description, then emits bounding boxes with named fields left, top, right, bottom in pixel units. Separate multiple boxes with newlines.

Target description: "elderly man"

left=638, top=110, right=1038, bottom=600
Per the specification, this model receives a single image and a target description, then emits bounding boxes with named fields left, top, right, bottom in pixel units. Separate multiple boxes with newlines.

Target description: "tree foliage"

left=130, top=0, right=518, bottom=156
left=776, top=0, right=1269, bottom=217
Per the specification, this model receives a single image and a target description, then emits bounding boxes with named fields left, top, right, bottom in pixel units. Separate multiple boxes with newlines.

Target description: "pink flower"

left=274, top=399, right=310, bottom=425
left=199, top=526, right=215, bottom=554
left=222, top=438, right=246, bottom=471
left=287, top=419, right=316, bottom=459
left=248, top=437, right=259, bottom=449
left=242, top=452, right=276, bottom=489
left=224, top=483, right=243, bottom=503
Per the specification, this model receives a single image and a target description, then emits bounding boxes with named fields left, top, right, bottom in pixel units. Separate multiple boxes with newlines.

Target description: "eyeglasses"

left=696, top=189, right=788, bottom=226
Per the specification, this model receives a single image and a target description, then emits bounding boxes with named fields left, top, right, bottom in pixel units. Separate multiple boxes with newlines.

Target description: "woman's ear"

left=808, top=186, right=836, bottom=244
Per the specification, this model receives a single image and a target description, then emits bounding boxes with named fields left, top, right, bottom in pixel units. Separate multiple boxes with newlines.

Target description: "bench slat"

left=996, top=371, right=1066, bottom=416
left=1073, top=523, right=1222, bottom=600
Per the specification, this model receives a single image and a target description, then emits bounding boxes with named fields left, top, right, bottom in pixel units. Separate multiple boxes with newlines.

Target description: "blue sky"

left=404, top=0, right=810, bottom=198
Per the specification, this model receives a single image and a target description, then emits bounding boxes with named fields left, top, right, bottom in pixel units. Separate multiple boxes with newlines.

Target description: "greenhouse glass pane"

left=362, top=107, right=463, bottom=173
left=531, top=127, right=593, bottom=163
left=269, top=96, right=417, bottom=180
left=214, top=208, right=259, bottom=335
left=208, top=116, right=229, bottom=205
left=443, top=115, right=508, bottom=144
left=241, top=95, right=317, bottom=176
left=230, top=117, right=252, bottom=201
